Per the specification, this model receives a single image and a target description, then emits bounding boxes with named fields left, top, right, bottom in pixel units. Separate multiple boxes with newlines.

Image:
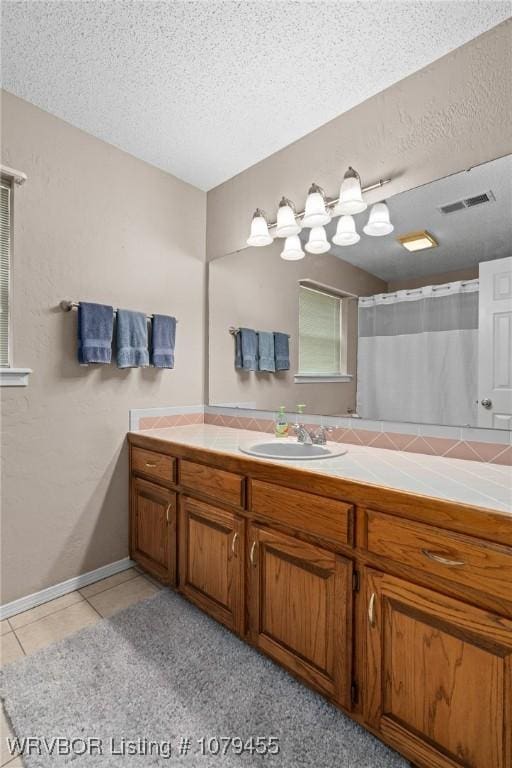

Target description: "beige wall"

left=0, top=92, right=206, bottom=603
left=206, top=21, right=512, bottom=261
left=209, top=241, right=386, bottom=414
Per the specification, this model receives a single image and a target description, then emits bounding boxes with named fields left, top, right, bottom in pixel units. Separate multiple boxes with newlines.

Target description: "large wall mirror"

left=208, top=154, right=512, bottom=430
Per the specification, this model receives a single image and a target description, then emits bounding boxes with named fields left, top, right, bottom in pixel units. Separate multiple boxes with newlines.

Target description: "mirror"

left=208, top=154, right=512, bottom=430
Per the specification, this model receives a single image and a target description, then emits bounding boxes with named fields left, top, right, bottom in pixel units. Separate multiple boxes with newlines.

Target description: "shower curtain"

left=357, top=280, right=479, bottom=426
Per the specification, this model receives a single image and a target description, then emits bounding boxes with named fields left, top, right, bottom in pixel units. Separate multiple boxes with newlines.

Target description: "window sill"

left=0, top=367, right=32, bottom=387
left=294, top=374, right=352, bottom=384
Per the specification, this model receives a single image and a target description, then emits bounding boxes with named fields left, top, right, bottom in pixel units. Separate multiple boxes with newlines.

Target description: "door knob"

left=481, top=398, right=492, bottom=409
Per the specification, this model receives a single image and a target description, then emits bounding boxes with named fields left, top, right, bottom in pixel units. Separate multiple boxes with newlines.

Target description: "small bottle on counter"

left=274, top=406, right=289, bottom=438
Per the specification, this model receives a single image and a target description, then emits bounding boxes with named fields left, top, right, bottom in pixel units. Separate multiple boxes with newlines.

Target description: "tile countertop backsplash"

left=130, top=424, right=512, bottom=515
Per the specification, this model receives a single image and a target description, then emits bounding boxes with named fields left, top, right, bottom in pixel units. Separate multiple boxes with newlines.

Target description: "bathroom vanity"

left=128, top=425, right=512, bottom=768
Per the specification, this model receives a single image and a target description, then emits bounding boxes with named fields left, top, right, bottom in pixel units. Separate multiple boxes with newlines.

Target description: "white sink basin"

left=239, top=439, right=347, bottom=461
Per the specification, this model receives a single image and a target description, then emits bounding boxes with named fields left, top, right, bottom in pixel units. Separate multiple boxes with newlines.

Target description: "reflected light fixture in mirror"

left=246, top=208, right=273, bottom=246
left=280, top=235, right=305, bottom=260
left=305, top=226, right=330, bottom=254
left=332, top=214, right=361, bottom=246
left=334, top=166, right=367, bottom=215
left=275, top=197, right=301, bottom=237
left=301, top=183, right=331, bottom=227
left=363, top=201, right=394, bottom=236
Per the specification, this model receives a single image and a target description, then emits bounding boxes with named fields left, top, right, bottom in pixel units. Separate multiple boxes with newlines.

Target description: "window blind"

left=0, top=181, right=11, bottom=367
left=299, top=286, right=342, bottom=375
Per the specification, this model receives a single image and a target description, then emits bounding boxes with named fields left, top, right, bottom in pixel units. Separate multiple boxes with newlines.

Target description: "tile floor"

left=0, top=567, right=161, bottom=767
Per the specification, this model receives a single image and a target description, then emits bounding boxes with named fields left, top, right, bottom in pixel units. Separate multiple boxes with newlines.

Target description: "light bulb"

left=334, top=166, right=367, bottom=216
left=275, top=197, right=301, bottom=237
left=332, top=215, right=360, bottom=246
left=280, top=235, right=305, bottom=261
left=246, top=209, right=273, bottom=247
left=305, top=226, right=330, bottom=254
left=301, top=183, right=331, bottom=228
left=363, top=202, right=394, bottom=236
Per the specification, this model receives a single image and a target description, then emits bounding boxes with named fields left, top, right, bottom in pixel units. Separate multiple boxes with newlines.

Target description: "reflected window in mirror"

left=298, top=284, right=348, bottom=379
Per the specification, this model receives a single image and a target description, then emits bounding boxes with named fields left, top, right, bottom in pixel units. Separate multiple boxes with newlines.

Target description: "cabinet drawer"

left=250, top=480, right=353, bottom=547
left=367, top=509, right=512, bottom=603
left=131, top=446, right=176, bottom=485
left=179, top=460, right=244, bottom=508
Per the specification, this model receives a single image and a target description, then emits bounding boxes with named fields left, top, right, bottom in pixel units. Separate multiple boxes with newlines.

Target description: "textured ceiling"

left=1, top=2, right=509, bottom=190
left=316, top=154, right=512, bottom=282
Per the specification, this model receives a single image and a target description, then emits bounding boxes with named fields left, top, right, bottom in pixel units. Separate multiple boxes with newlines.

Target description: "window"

left=297, top=284, right=350, bottom=381
left=0, top=177, right=11, bottom=367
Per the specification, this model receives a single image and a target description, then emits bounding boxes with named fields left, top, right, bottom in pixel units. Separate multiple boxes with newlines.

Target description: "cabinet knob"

left=231, top=532, right=239, bottom=557
left=165, top=503, right=173, bottom=524
left=145, top=461, right=158, bottom=468
left=249, top=541, right=257, bottom=567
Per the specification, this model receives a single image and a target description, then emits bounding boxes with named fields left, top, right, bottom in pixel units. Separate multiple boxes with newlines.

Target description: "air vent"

left=438, top=190, right=495, bottom=215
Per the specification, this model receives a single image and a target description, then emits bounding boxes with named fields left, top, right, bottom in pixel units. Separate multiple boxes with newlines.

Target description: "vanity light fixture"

left=305, top=226, right=330, bottom=254
left=334, top=167, right=367, bottom=215
left=280, top=235, right=305, bottom=260
left=301, top=183, right=331, bottom=228
left=332, top=215, right=360, bottom=246
left=397, top=230, right=439, bottom=252
left=246, top=208, right=273, bottom=247
left=275, top=197, right=301, bottom=237
left=363, top=201, right=394, bottom=236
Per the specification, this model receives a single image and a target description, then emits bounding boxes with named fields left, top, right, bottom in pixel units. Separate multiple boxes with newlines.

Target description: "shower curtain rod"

left=59, top=300, right=178, bottom=322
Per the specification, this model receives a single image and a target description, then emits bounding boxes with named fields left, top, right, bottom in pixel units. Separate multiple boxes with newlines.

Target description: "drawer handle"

left=165, top=503, right=173, bottom=524
left=231, top=532, right=239, bottom=557
left=422, top=549, right=465, bottom=567
left=368, top=592, right=376, bottom=628
left=249, top=541, right=257, bottom=567
left=145, top=462, right=158, bottom=468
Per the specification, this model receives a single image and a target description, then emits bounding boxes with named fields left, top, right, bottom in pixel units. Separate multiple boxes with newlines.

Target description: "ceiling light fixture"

left=301, top=183, right=331, bottom=228
left=246, top=208, right=273, bottom=247
left=305, top=226, right=330, bottom=254
left=397, top=230, right=439, bottom=252
left=334, top=167, right=367, bottom=215
left=280, top=235, right=305, bottom=261
left=275, top=197, right=301, bottom=237
left=332, top=215, right=360, bottom=246
left=363, top=202, right=394, bottom=236
left=246, top=169, right=393, bottom=258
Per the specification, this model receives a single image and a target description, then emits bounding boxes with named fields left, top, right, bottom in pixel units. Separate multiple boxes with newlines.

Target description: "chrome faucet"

left=311, top=425, right=333, bottom=445
left=293, top=423, right=314, bottom=444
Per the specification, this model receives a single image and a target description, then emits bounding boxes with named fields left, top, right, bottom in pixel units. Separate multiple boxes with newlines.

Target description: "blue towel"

left=151, top=314, right=176, bottom=368
left=274, top=332, right=290, bottom=371
left=117, top=309, right=149, bottom=368
left=240, top=328, right=258, bottom=371
left=234, top=331, right=243, bottom=369
left=258, top=331, right=276, bottom=372
left=77, top=302, right=113, bottom=364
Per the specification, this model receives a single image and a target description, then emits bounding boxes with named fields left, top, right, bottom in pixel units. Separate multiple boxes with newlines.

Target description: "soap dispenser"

left=274, top=406, right=289, bottom=438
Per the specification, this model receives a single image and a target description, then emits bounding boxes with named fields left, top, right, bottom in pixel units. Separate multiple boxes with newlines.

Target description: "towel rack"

left=60, top=300, right=178, bottom=322
left=229, top=326, right=290, bottom=338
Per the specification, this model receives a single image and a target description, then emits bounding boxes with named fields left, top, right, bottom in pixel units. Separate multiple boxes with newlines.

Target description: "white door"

left=478, top=257, right=512, bottom=428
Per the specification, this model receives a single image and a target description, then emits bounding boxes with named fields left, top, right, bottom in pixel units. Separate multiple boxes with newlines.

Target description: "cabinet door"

left=130, top=477, right=176, bottom=585
left=179, top=496, right=244, bottom=634
left=366, top=569, right=512, bottom=768
left=248, top=524, right=352, bottom=707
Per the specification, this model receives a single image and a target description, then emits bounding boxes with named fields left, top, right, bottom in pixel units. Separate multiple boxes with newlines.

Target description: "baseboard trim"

left=0, top=557, right=136, bottom=620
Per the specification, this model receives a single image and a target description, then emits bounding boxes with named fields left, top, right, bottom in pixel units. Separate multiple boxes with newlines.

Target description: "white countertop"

left=132, top=424, right=512, bottom=515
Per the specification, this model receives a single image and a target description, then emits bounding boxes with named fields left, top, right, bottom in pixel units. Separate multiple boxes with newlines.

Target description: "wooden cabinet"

left=365, top=568, right=512, bottom=768
left=130, top=477, right=176, bottom=585
left=128, top=433, right=512, bottom=768
left=247, top=523, right=352, bottom=707
left=179, top=495, right=245, bottom=634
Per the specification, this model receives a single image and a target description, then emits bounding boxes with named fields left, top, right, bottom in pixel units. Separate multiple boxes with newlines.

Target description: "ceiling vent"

left=438, top=190, right=495, bottom=215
